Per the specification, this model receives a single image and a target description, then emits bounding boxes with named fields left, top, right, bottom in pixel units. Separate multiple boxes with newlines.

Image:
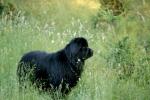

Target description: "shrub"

left=105, top=36, right=135, bottom=79
left=133, top=51, right=150, bottom=86
left=99, top=0, right=125, bottom=16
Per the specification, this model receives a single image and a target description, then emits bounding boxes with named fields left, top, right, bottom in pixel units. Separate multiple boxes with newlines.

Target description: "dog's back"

left=17, top=51, right=48, bottom=85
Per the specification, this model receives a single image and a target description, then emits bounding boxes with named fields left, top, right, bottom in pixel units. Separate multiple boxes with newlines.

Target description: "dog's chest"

left=61, top=67, right=81, bottom=86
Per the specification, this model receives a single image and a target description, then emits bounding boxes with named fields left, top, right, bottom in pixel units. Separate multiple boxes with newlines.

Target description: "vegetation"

left=0, top=0, right=150, bottom=100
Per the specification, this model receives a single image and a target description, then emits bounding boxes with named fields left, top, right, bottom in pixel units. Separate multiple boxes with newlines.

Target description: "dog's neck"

left=64, top=49, right=84, bottom=75
left=64, top=49, right=81, bottom=66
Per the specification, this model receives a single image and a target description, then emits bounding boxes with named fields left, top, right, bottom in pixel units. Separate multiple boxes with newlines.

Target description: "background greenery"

left=0, top=0, right=150, bottom=100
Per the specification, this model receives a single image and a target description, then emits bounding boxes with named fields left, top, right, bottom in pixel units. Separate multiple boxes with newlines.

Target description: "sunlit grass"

left=71, top=0, right=100, bottom=10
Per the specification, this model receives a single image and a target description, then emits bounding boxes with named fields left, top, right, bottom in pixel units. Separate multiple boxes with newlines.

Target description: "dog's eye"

left=80, top=47, right=86, bottom=51
left=80, top=47, right=84, bottom=50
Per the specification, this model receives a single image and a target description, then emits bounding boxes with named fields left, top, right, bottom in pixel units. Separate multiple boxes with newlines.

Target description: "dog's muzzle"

left=87, top=48, right=93, bottom=57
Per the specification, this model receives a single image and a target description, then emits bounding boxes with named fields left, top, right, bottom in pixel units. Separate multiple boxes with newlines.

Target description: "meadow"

left=0, top=0, right=150, bottom=100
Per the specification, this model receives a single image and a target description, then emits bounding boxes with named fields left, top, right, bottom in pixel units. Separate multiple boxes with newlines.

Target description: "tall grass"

left=0, top=0, right=150, bottom=100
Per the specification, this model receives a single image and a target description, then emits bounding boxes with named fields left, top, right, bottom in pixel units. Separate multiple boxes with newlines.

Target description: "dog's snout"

left=88, top=48, right=93, bottom=57
left=89, top=49, right=93, bottom=56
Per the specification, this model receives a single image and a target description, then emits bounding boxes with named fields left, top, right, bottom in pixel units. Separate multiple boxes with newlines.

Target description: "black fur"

left=17, top=37, right=93, bottom=94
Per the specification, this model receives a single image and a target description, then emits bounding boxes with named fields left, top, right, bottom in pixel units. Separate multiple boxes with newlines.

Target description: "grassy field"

left=0, top=0, right=150, bottom=100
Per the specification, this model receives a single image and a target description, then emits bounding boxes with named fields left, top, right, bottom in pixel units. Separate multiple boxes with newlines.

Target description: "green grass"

left=0, top=0, right=150, bottom=100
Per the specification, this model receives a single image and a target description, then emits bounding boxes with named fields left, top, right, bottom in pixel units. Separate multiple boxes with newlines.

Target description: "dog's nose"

left=89, top=48, right=93, bottom=56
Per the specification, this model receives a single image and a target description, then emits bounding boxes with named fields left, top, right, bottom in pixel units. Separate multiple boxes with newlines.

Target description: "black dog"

left=17, top=37, right=93, bottom=94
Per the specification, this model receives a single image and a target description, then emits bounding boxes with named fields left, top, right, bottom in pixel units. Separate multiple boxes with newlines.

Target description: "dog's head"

left=65, top=37, right=93, bottom=66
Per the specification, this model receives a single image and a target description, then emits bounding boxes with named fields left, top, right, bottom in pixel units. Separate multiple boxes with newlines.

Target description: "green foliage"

left=106, top=36, right=135, bottom=79
left=133, top=56, right=150, bottom=86
left=99, top=0, right=125, bottom=16
left=91, top=9, right=116, bottom=29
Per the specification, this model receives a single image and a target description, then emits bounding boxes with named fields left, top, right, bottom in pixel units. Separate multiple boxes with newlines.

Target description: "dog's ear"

left=65, top=43, right=80, bottom=64
left=65, top=43, right=80, bottom=57
left=69, top=43, right=80, bottom=55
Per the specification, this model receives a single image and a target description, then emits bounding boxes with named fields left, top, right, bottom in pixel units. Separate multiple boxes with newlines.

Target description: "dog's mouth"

left=81, top=48, right=93, bottom=60
left=88, top=48, right=93, bottom=57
